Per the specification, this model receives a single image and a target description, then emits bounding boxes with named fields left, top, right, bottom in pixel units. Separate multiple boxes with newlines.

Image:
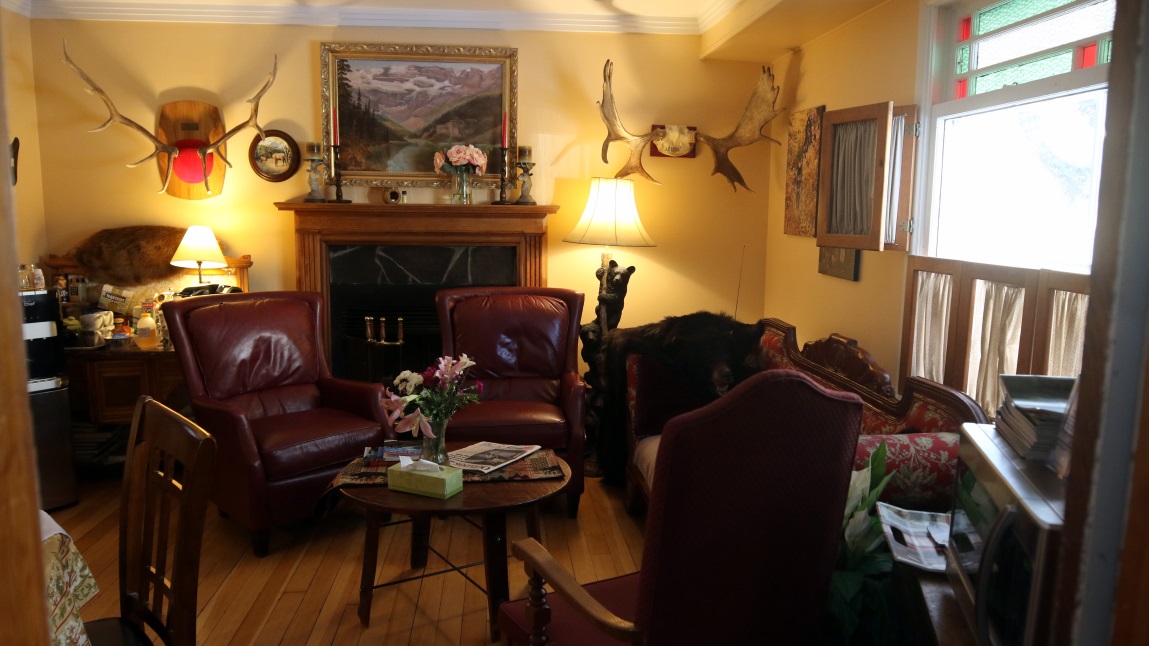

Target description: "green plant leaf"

left=868, top=441, right=888, bottom=491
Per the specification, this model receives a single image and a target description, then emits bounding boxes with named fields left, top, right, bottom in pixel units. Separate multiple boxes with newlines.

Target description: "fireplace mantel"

left=275, top=202, right=559, bottom=368
left=275, top=202, right=559, bottom=291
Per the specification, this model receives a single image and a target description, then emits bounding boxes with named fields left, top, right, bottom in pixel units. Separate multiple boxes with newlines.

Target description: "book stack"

left=995, top=374, right=1077, bottom=461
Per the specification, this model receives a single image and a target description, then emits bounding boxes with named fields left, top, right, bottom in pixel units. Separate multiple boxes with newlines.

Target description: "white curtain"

left=1047, top=290, right=1089, bottom=376
left=911, top=270, right=952, bottom=382
left=967, top=280, right=1025, bottom=415
left=884, top=114, right=906, bottom=244
left=830, top=119, right=877, bottom=235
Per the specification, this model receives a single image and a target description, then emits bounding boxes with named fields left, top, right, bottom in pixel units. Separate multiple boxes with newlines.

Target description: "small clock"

left=383, top=188, right=401, bottom=204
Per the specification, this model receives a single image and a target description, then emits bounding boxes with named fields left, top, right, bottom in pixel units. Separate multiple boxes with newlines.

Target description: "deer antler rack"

left=63, top=41, right=277, bottom=196
left=63, top=41, right=180, bottom=194
left=197, top=56, right=278, bottom=194
left=598, top=59, right=783, bottom=192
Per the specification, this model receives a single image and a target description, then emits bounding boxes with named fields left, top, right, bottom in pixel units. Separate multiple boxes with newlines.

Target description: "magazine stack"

left=995, top=374, right=1077, bottom=461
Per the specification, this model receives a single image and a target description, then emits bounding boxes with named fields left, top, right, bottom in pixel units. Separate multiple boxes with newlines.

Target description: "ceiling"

left=10, top=0, right=891, bottom=62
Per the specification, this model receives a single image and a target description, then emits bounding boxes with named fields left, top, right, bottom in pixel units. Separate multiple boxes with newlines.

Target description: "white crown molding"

left=25, top=2, right=710, bottom=34
left=0, top=0, right=32, bottom=15
left=697, top=0, right=742, bottom=32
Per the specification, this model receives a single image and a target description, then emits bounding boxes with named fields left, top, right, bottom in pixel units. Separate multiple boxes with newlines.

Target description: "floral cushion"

left=854, top=433, right=960, bottom=511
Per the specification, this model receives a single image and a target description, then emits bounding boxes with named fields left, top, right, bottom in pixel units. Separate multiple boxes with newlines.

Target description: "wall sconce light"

left=170, top=225, right=227, bottom=284
left=564, top=177, right=655, bottom=335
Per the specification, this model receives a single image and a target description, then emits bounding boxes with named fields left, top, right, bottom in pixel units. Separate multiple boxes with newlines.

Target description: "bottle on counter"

left=134, top=312, right=159, bottom=350
left=32, top=265, right=45, bottom=290
left=18, top=264, right=33, bottom=291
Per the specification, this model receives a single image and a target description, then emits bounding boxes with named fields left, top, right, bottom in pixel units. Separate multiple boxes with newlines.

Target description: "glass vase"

left=452, top=166, right=473, bottom=205
left=420, top=416, right=450, bottom=465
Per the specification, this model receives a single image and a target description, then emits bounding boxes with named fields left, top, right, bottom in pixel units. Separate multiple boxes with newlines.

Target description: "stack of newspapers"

left=995, top=374, right=1077, bottom=461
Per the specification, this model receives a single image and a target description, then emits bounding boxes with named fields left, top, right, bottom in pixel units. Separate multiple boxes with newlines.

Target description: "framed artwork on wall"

left=818, top=247, right=860, bottom=281
left=784, top=105, right=825, bottom=237
left=319, top=42, right=518, bottom=188
left=249, top=130, right=300, bottom=182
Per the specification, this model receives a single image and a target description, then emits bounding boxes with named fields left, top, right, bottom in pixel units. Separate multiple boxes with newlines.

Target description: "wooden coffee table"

left=341, top=449, right=571, bottom=641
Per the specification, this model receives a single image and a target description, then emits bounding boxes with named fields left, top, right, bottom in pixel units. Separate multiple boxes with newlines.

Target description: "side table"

left=341, top=453, right=571, bottom=641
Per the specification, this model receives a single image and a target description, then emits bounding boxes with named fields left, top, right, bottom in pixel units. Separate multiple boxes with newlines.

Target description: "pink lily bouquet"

left=433, top=144, right=488, bottom=176
left=381, top=355, right=482, bottom=438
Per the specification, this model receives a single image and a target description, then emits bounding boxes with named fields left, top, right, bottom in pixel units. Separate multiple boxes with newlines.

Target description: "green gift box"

left=387, top=462, right=463, bottom=499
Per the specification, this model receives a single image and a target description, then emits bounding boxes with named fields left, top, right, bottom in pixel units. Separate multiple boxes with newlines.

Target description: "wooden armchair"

left=497, top=370, right=863, bottom=644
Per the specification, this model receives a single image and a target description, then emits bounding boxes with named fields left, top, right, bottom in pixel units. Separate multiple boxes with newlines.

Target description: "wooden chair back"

left=118, top=396, right=216, bottom=645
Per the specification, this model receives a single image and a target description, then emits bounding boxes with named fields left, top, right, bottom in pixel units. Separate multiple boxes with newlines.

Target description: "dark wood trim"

left=275, top=201, right=558, bottom=358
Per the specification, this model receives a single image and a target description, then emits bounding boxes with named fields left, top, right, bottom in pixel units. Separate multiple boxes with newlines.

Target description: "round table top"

left=340, top=445, right=571, bottom=516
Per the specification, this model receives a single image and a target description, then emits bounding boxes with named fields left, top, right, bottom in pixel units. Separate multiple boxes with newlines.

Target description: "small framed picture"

left=249, top=129, right=300, bottom=182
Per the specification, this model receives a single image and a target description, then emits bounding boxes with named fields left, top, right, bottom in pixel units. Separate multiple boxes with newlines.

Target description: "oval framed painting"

left=249, top=130, right=300, bottom=182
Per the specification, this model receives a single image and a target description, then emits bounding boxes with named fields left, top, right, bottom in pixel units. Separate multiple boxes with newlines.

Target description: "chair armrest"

left=317, top=378, right=389, bottom=427
left=187, top=396, right=266, bottom=498
left=512, top=538, right=642, bottom=643
left=559, top=371, right=587, bottom=449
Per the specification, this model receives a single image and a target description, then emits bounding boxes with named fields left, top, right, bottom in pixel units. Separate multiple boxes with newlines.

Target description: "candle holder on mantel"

left=515, top=161, right=537, bottom=206
left=491, top=147, right=514, bottom=205
left=327, top=144, right=351, bottom=204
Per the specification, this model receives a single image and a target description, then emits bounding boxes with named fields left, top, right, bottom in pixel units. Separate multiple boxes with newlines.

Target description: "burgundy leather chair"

left=162, top=291, right=388, bottom=555
left=498, top=369, right=864, bottom=644
left=436, top=286, right=586, bottom=517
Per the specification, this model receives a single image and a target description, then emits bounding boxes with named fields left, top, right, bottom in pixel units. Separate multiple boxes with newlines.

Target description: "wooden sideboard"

left=65, top=347, right=187, bottom=426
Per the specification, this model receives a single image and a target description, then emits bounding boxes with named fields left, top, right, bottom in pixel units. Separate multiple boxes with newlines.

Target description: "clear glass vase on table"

left=381, top=355, right=482, bottom=466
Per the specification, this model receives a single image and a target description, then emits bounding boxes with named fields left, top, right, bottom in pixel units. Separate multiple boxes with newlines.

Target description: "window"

left=902, top=0, right=1109, bottom=412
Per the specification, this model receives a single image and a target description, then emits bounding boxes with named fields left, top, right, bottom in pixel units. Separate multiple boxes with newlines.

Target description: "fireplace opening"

left=328, top=244, right=518, bottom=381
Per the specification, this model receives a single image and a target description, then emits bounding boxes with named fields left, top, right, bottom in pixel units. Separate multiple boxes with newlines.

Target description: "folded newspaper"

left=448, top=441, right=541, bottom=473
left=875, top=502, right=950, bottom=572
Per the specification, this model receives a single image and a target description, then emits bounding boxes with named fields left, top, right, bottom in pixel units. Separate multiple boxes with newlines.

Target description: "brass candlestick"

left=492, top=147, right=513, bottom=205
left=328, top=145, right=351, bottom=204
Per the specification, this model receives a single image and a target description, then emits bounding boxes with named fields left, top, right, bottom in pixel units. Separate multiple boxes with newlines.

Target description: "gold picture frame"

left=320, top=42, right=518, bottom=188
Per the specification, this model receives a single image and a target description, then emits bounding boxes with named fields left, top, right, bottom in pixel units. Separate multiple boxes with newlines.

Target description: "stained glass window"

left=972, top=50, right=1074, bottom=94
left=974, top=0, right=1115, bottom=69
left=976, top=0, right=1075, bottom=35
left=957, top=45, right=971, bottom=74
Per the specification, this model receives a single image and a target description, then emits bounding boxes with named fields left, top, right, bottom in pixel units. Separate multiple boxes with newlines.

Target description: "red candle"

left=333, top=111, right=340, bottom=146
left=501, top=112, right=508, bottom=148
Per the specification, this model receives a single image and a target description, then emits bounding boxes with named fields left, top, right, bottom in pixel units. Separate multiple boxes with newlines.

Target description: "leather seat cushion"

left=446, top=400, right=569, bottom=448
left=252, top=408, right=380, bottom=481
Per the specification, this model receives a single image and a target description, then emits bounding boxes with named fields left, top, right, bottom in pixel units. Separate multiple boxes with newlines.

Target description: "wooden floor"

left=50, top=467, right=646, bottom=645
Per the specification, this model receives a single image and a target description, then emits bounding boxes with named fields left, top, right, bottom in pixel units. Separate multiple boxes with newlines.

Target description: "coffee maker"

left=22, top=289, right=77, bottom=509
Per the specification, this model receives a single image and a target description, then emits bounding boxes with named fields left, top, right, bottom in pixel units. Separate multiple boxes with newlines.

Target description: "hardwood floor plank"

left=53, top=470, right=644, bottom=645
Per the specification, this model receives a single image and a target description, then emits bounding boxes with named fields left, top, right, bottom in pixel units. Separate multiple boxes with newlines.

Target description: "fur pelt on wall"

left=70, top=225, right=216, bottom=287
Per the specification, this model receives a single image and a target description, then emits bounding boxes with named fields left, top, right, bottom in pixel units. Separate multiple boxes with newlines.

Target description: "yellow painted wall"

left=21, top=21, right=772, bottom=329
left=763, top=0, right=918, bottom=382
left=2, top=8, right=47, bottom=265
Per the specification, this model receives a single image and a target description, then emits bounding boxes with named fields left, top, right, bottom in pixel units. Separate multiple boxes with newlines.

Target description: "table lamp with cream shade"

left=170, top=225, right=227, bottom=284
left=563, top=177, right=654, bottom=335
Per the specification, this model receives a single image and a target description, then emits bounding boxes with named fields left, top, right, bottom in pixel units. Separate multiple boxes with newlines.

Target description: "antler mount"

left=598, top=59, right=783, bottom=192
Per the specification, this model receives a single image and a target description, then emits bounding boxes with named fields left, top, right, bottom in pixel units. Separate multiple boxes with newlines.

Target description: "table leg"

left=411, top=515, right=431, bottom=569
left=358, top=509, right=381, bottom=626
left=526, top=505, right=541, bottom=541
left=483, top=511, right=509, bottom=642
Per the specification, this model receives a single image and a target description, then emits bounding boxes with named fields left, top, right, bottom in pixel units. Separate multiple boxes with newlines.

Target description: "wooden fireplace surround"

left=275, top=202, right=559, bottom=354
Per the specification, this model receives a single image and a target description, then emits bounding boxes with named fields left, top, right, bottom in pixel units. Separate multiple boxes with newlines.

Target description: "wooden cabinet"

left=66, top=348, right=187, bottom=424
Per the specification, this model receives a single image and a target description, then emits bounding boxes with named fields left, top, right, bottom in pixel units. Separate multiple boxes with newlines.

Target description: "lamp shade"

left=170, top=225, right=227, bottom=269
left=563, top=178, right=655, bottom=247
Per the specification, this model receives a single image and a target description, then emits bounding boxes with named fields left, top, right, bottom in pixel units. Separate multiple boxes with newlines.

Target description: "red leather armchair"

left=436, top=287, right=586, bottom=517
left=162, top=291, right=389, bottom=555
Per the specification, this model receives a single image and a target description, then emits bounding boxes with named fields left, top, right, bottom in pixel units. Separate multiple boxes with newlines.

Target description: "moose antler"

left=196, top=56, right=278, bottom=194
left=63, top=41, right=180, bottom=193
left=598, top=59, right=783, bottom=191
left=695, top=66, right=783, bottom=192
left=598, top=60, right=666, bottom=185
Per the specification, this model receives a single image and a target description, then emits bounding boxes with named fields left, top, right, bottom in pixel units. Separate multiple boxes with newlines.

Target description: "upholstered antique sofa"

left=623, top=318, right=988, bottom=513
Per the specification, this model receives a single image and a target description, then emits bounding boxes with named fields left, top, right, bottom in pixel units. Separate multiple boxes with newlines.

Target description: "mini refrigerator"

left=22, top=290, right=77, bottom=510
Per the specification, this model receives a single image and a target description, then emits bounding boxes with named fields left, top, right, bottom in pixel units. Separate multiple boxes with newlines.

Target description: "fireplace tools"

left=364, top=316, right=404, bottom=346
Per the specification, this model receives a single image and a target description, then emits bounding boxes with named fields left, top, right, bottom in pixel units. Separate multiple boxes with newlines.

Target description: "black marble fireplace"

left=328, top=244, right=517, bottom=381
left=276, top=201, right=558, bottom=383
